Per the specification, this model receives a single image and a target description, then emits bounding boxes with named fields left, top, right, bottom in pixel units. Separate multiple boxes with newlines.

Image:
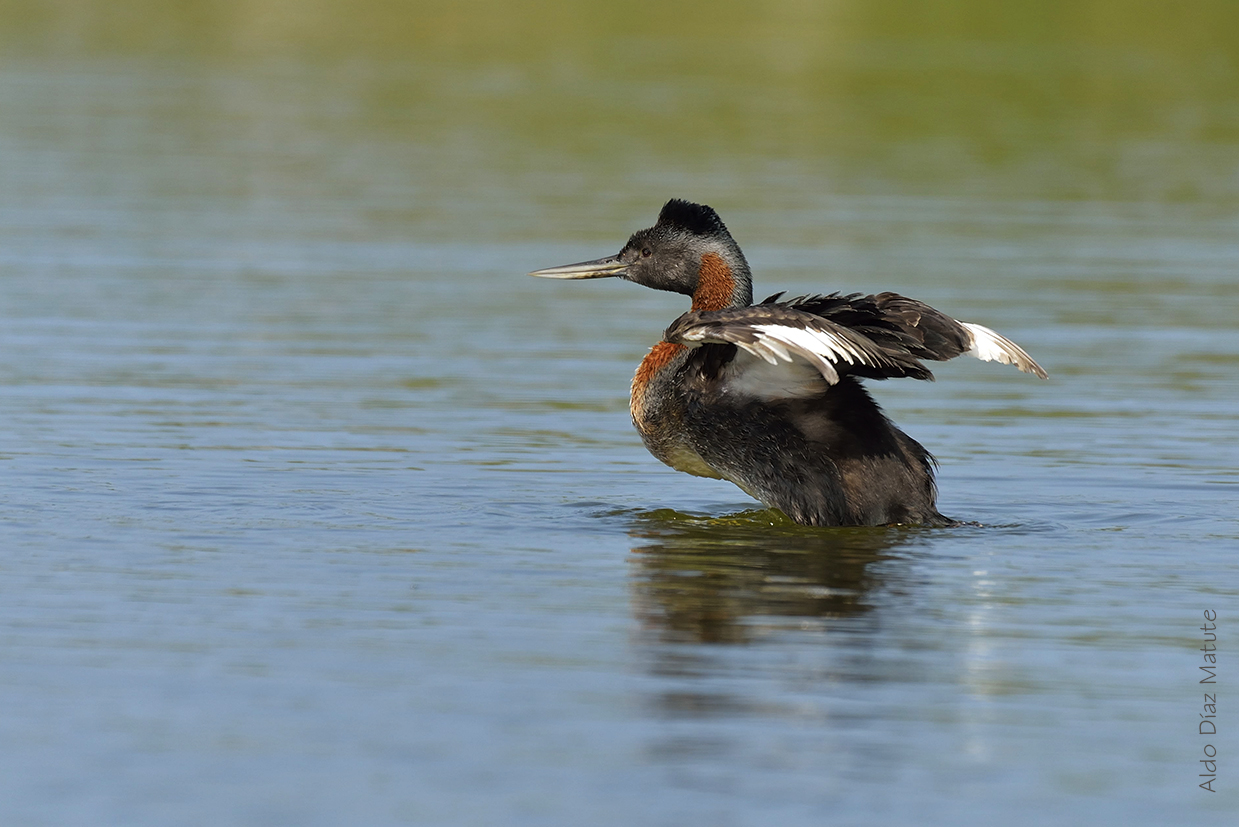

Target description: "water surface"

left=1, top=3, right=1237, bottom=825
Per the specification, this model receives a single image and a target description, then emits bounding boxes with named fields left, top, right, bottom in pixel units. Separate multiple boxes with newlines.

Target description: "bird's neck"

left=691, top=252, right=752, bottom=311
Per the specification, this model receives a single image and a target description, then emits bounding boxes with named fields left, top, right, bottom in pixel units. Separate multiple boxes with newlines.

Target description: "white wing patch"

left=678, top=321, right=876, bottom=386
left=747, top=324, right=873, bottom=384
left=961, top=322, right=1049, bottom=378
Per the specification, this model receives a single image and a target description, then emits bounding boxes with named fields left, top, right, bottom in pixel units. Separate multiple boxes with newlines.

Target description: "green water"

left=1, top=2, right=1236, bottom=824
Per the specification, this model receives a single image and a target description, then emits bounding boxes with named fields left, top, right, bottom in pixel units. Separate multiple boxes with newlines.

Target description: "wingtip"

left=961, top=322, right=1048, bottom=379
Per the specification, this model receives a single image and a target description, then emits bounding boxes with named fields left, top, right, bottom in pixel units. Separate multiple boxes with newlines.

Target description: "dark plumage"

left=655, top=198, right=730, bottom=237
left=530, top=199, right=1047, bottom=527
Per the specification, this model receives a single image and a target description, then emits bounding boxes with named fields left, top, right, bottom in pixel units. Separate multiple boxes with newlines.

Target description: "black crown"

left=656, top=199, right=729, bottom=237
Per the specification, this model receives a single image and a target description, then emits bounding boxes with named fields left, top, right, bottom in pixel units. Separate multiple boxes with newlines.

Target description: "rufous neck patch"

left=691, top=253, right=736, bottom=312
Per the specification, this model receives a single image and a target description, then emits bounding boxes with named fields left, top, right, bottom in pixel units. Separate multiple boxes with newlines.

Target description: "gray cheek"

left=669, top=260, right=691, bottom=288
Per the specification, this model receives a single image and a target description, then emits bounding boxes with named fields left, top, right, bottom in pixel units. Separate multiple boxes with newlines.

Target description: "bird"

left=530, top=199, right=1047, bottom=527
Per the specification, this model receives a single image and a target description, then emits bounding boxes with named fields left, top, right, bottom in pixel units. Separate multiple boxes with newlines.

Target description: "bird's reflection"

left=627, top=507, right=922, bottom=646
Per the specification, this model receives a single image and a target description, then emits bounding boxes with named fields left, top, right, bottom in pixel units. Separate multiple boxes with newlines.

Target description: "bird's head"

left=530, top=199, right=753, bottom=311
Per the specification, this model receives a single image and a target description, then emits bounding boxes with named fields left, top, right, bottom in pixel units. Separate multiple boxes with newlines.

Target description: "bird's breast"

left=630, top=341, right=686, bottom=428
left=630, top=340, right=724, bottom=480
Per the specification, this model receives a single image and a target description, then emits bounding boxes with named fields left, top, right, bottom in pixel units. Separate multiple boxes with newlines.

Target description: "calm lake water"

left=1, top=3, right=1237, bottom=825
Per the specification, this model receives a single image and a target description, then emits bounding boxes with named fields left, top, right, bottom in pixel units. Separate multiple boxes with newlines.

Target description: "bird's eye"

left=641, top=247, right=652, bottom=258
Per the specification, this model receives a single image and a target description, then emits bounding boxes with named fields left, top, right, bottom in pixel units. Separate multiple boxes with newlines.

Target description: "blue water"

left=1, top=53, right=1237, bottom=826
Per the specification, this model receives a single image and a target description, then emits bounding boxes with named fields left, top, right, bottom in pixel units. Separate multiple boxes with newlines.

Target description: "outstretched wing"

left=665, top=294, right=1047, bottom=402
left=782, top=292, right=1048, bottom=379
left=664, top=304, right=932, bottom=392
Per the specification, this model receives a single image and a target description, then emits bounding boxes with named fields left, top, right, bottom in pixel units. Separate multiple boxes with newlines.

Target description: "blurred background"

left=5, top=0, right=1238, bottom=238
left=1, top=2, right=1237, bottom=825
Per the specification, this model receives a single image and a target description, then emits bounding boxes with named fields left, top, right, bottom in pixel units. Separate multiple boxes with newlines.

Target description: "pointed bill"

left=529, top=255, right=629, bottom=280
